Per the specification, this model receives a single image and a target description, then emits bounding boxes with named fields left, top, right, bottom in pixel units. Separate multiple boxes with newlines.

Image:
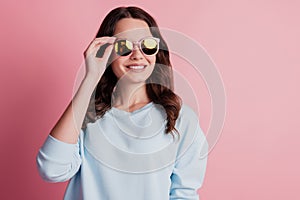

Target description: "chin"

left=118, top=68, right=153, bottom=84
left=122, top=75, right=149, bottom=84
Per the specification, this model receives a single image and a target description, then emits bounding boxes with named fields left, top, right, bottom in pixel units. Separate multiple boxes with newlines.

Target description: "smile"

left=126, top=65, right=146, bottom=70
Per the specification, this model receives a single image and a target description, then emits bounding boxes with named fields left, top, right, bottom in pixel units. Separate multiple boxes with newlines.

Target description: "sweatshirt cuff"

left=39, top=135, right=80, bottom=162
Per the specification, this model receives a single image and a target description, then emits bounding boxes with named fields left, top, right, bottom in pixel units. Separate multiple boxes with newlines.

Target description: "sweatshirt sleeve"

left=36, top=134, right=82, bottom=183
left=169, top=113, right=208, bottom=200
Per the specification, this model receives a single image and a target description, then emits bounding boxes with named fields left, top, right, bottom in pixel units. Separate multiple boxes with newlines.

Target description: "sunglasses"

left=114, top=37, right=160, bottom=56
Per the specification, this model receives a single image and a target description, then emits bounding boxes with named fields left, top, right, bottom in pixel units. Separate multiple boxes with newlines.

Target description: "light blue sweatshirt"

left=36, top=102, right=208, bottom=200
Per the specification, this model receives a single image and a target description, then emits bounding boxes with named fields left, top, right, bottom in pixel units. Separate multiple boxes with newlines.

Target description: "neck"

left=112, top=81, right=151, bottom=109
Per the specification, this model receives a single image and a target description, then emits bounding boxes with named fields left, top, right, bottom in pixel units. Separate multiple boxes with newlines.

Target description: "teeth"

left=128, top=65, right=145, bottom=69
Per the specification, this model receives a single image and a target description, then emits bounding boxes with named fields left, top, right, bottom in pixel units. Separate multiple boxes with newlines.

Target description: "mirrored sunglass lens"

left=115, top=40, right=133, bottom=56
left=141, top=38, right=158, bottom=55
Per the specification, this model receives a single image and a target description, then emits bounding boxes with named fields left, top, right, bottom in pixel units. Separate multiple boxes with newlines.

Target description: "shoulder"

left=173, top=104, right=201, bottom=142
left=176, top=103, right=199, bottom=126
left=175, top=103, right=203, bottom=141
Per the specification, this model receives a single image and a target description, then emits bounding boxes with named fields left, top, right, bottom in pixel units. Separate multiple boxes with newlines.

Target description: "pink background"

left=1, top=0, right=299, bottom=199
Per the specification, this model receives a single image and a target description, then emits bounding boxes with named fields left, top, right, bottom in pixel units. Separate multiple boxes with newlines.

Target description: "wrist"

left=82, top=74, right=100, bottom=92
left=85, top=72, right=101, bottom=82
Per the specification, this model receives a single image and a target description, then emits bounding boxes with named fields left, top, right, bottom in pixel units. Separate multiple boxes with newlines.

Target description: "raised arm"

left=36, top=37, right=115, bottom=182
left=50, top=37, right=115, bottom=144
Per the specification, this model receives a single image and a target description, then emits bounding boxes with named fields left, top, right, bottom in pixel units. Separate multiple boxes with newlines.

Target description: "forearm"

left=50, top=74, right=99, bottom=144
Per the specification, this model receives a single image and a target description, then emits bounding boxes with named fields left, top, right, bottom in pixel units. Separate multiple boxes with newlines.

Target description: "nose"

left=129, top=43, right=144, bottom=60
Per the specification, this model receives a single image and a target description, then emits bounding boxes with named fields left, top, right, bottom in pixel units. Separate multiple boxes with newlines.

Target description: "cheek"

left=148, top=56, right=156, bottom=66
left=108, top=52, right=119, bottom=66
left=147, top=57, right=156, bottom=74
left=110, top=59, right=124, bottom=79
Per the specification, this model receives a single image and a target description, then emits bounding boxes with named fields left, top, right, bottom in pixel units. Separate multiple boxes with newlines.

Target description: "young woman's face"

left=111, top=18, right=156, bottom=83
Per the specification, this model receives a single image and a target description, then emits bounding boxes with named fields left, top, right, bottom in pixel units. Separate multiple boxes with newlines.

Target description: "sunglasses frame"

left=113, top=36, right=160, bottom=57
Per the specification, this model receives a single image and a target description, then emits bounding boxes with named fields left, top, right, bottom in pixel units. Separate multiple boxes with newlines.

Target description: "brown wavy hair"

left=83, top=6, right=182, bottom=135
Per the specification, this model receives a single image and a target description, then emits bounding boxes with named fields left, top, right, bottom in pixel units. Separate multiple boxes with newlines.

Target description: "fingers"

left=84, top=37, right=116, bottom=58
left=101, top=43, right=114, bottom=61
left=96, top=43, right=112, bottom=58
left=90, top=37, right=116, bottom=49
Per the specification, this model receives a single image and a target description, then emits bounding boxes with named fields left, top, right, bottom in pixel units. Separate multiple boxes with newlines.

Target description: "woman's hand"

left=83, top=36, right=116, bottom=83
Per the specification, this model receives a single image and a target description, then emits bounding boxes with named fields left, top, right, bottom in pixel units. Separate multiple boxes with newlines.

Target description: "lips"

left=127, top=65, right=145, bottom=69
left=126, top=64, right=147, bottom=70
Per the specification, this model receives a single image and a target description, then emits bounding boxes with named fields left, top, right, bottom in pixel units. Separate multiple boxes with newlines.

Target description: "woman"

left=37, top=6, right=208, bottom=200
